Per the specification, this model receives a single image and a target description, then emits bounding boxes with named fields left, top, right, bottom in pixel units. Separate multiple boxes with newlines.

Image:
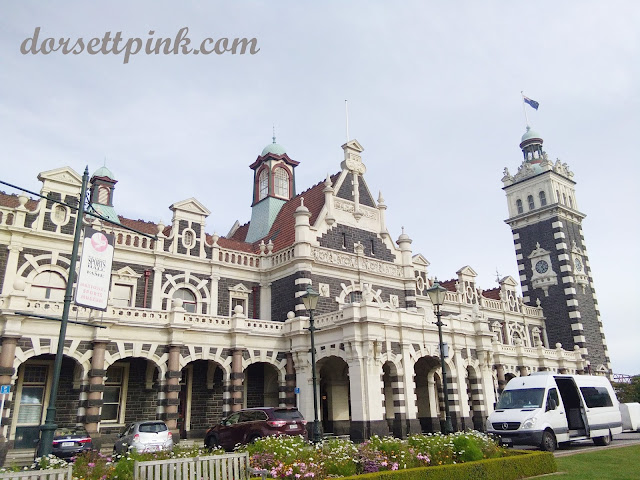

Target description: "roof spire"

left=272, top=124, right=276, bottom=144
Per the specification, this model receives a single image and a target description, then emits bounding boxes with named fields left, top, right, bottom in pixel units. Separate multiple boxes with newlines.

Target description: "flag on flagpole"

left=523, top=96, right=539, bottom=110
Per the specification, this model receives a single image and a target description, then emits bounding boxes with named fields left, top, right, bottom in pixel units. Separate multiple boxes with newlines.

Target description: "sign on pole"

left=74, top=227, right=115, bottom=311
left=0, top=385, right=10, bottom=395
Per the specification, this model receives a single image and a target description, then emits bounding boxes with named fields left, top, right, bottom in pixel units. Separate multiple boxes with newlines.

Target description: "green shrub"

left=339, top=450, right=556, bottom=480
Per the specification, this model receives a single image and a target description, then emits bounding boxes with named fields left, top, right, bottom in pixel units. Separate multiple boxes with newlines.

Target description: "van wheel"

left=540, top=430, right=556, bottom=452
left=593, top=431, right=611, bottom=446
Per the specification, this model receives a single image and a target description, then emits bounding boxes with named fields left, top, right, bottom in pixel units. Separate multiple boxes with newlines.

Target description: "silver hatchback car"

left=113, top=421, right=173, bottom=455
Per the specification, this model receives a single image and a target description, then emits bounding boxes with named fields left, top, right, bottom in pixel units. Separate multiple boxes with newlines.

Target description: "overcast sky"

left=1, top=1, right=638, bottom=375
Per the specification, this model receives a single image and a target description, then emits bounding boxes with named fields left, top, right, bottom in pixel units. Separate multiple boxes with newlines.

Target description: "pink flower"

left=88, top=463, right=95, bottom=468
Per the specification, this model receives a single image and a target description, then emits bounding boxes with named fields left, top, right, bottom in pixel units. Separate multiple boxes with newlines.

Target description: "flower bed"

left=242, top=431, right=505, bottom=479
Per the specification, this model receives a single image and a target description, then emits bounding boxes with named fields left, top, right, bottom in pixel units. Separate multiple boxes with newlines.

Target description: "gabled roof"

left=482, top=288, right=501, bottom=300
left=255, top=172, right=339, bottom=253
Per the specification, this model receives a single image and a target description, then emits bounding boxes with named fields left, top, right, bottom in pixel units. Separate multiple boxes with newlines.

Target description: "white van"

left=487, top=373, right=623, bottom=451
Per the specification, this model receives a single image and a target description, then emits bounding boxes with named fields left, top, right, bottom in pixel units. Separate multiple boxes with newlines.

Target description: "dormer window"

left=516, top=199, right=523, bottom=214
left=527, top=195, right=535, bottom=211
left=273, top=167, right=289, bottom=199
left=539, top=191, right=547, bottom=206
left=258, top=169, right=269, bottom=201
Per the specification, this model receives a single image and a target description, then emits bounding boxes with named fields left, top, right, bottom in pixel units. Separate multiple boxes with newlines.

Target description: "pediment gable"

left=456, top=265, right=478, bottom=277
left=170, top=198, right=211, bottom=216
left=500, top=275, right=518, bottom=287
left=37, top=167, right=83, bottom=191
left=412, top=254, right=431, bottom=268
left=113, top=266, right=142, bottom=279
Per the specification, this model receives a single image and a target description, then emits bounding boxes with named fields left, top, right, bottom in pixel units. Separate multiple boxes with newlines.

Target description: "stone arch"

left=160, top=273, right=211, bottom=314
left=17, top=254, right=71, bottom=281
left=244, top=362, right=281, bottom=408
left=14, top=342, right=91, bottom=381
left=334, top=281, right=384, bottom=309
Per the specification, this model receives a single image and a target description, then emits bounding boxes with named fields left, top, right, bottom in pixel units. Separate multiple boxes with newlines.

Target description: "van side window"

left=580, top=386, right=613, bottom=408
left=546, top=388, right=560, bottom=409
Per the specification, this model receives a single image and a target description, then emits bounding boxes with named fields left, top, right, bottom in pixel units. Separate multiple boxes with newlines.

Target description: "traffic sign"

left=0, top=385, right=9, bottom=394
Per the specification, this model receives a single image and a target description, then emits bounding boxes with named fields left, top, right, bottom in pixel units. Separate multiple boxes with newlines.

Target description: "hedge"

left=339, top=450, right=557, bottom=480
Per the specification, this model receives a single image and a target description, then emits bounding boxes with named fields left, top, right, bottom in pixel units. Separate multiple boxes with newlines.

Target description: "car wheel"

left=205, top=434, right=219, bottom=450
left=540, top=430, right=556, bottom=452
left=247, top=435, right=261, bottom=444
left=593, top=431, right=612, bottom=446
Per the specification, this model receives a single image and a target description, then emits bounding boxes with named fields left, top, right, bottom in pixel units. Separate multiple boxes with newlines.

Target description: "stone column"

left=150, top=267, right=164, bottom=310
left=85, top=341, right=107, bottom=440
left=401, top=344, right=420, bottom=434
left=0, top=337, right=18, bottom=429
left=230, top=349, right=244, bottom=412
left=427, top=376, right=440, bottom=432
left=284, top=353, right=296, bottom=407
left=496, top=364, right=506, bottom=394
left=164, top=346, right=181, bottom=436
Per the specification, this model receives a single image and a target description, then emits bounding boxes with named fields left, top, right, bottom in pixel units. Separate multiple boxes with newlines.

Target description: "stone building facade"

left=0, top=132, right=589, bottom=456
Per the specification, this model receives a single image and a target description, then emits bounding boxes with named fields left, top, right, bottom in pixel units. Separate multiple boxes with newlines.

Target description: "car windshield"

left=272, top=409, right=303, bottom=420
left=496, top=388, right=545, bottom=409
left=139, top=422, right=167, bottom=433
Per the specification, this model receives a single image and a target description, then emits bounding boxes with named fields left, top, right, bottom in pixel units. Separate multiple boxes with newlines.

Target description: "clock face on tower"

left=574, top=257, right=583, bottom=272
left=535, top=260, right=549, bottom=274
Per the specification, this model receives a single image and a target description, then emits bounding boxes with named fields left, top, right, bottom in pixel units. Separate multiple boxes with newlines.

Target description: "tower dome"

left=519, top=126, right=544, bottom=164
left=92, top=166, right=115, bottom=180
left=261, top=138, right=286, bottom=156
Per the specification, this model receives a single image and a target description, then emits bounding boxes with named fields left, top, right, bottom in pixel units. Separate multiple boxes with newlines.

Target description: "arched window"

left=516, top=199, right=523, bottom=214
left=527, top=195, right=535, bottom=211
left=273, top=167, right=289, bottom=198
left=539, top=191, right=547, bottom=206
left=98, top=186, right=110, bottom=205
left=31, top=271, right=66, bottom=301
left=258, top=169, right=269, bottom=201
left=173, top=288, right=197, bottom=313
left=183, top=230, right=194, bottom=248
left=348, top=291, right=363, bottom=303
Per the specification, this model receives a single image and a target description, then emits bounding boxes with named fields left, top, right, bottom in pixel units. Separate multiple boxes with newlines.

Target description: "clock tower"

left=502, top=126, right=611, bottom=375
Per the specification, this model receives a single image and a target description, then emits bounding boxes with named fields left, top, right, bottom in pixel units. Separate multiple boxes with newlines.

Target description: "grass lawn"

left=553, top=445, right=640, bottom=480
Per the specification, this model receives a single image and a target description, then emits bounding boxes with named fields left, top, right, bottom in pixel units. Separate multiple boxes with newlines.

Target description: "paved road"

left=553, top=431, right=640, bottom=457
left=513, top=431, right=640, bottom=457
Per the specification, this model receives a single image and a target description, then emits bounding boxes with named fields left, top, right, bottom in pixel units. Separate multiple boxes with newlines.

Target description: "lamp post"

left=426, top=279, right=453, bottom=435
left=301, top=285, right=322, bottom=443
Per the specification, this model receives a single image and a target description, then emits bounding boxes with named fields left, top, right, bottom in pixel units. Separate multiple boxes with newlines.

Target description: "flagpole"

left=521, top=91, right=530, bottom=127
left=345, top=100, right=350, bottom=142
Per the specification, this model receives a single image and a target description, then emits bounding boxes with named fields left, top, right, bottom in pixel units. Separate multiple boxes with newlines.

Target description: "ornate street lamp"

left=426, top=279, right=453, bottom=435
left=301, top=284, right=322, bottom=443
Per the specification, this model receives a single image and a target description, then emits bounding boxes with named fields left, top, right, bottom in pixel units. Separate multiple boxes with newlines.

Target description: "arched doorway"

left=414, top=356, right=441, bottom=433
left=178, top=360, right=225, bottom=439
left=11, top=355, right=82, bottom=449
left=319, top=356, right=350, bottom=436
left=245, top=363, right=280, bottom=408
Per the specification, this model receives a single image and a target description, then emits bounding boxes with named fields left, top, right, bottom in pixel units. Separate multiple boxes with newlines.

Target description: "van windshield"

left=496, top=388, right=545, bottom=409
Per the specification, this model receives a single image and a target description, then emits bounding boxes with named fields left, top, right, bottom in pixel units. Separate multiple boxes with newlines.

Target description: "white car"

left=113, top=421, right=173, bottom=455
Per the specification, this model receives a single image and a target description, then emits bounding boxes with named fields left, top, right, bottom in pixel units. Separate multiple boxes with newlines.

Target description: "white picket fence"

left=134, top=452, right=268, bottom=480
left=0, top=467, right=73, bottom=480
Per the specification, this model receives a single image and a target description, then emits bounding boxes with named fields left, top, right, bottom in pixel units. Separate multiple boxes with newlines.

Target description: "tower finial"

left=272, top=124, right=276, bottom=144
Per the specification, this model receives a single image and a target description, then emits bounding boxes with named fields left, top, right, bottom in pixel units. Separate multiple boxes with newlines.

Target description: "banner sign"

left=74, top=227, right=115, bottom=310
